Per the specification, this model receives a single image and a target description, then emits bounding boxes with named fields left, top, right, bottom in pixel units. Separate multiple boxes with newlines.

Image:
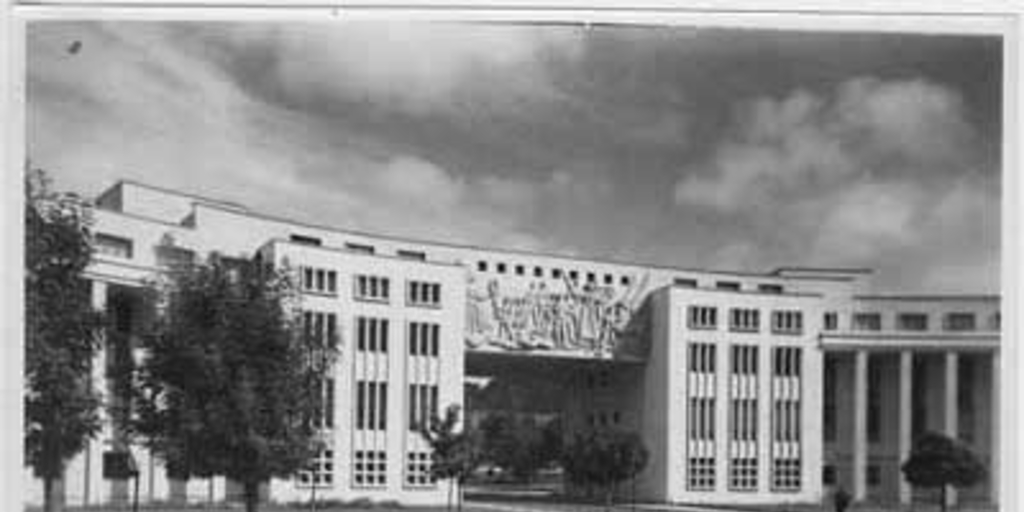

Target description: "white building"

left=25, top=180, right=1000, bottom=508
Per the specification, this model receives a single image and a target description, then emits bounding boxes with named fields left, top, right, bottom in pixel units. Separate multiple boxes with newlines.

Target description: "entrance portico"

left=822, top=333, right=998, bottom=507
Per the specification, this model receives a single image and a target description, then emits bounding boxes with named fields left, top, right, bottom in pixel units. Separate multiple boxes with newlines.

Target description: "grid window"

left=771, top=310, right=803, bottom=335
left=729, top=308, right=760, bottom=332
left=354, top=275, right=390, bottom=302
left=688, top=306, right=718, bottom=330
left=897, top=313, right=929, bottom=331
left=356, top=317, right=389, bottom=353
left=772, top=458, right=801, bottom=491
left=730, top=458, right=758, bottom=491
left=297, top=449, right=334, bottom=487
left=407, top=281, right=442, bottom=308
left=944, top=312, right=977, bottom=332
left=95, top=233, right=134, bottom=259
left=687, top=457, right=715, bottom=491
left=301, top=267, right=338, bottom=295
left=405, top=451, right=436, bottom=487
left=852, top=313, right=882, bottom=331
left=353, top=450, right=387, bottom=487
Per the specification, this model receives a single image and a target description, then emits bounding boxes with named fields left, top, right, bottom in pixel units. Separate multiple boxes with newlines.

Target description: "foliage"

left=561, top=428, right=649, bottom=508
left=419, top=405, right=481, bottom=512
left=901, top=431, right=986, bottom=512
left=135, top=256, right=336, bottom=512
left=479, top=413, right=562, bottom=482
left=24, top=169, right=105, bottom=512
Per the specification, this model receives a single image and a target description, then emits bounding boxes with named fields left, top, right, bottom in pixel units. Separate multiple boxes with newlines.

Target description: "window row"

left=689, top=306, right=804, bottom=335
left=289, top=234, right=431, bottom=263
left=476, top=260, right=633, bottom=287
left=354, top=275, right=390, bottom=302
left=847, top=311, right=1000, bottom=332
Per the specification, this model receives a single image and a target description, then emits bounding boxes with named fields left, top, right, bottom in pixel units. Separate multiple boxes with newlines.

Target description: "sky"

left=26, top=21, right=1003, bottom=293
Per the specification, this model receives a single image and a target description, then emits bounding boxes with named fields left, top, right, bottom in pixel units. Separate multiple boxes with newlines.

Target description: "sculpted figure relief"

left=465, top=272, right=649, bottom=357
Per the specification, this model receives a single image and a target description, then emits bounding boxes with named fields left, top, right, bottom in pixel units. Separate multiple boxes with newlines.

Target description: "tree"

left=901, top=431, right=986, bottom=512
left=420, top=405, right=481, bottom=512
left=561, top=428, right=648, bottom=511
left=134, top=256, right=336, bottom=512
left=24, top=169, right=105, bottom=512
left=479, top=413, right=559, bottom=482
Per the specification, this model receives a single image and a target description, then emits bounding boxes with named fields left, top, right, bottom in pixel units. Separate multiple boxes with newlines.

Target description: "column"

left=944, top=352, right=959, bottom=508
left=852, top=350, right=868, bottom=501
left=990, top=351, right=999, bottom=505
left=85, top=281, right=108, bottom=506
left=897, top=351, right=913, bottom=504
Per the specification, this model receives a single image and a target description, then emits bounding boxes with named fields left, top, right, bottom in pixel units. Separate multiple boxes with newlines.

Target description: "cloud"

left=672, top=76, right=999, bottom=291
left=252, top=22, right=583, bottom=115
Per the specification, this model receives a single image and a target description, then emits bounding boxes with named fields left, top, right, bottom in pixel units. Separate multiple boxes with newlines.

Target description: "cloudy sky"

left=27, top=21, right=1002, bottom=293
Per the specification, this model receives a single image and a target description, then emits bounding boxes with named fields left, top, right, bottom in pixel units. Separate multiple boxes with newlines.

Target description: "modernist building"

left=24, top=180, right=1001, bottom=508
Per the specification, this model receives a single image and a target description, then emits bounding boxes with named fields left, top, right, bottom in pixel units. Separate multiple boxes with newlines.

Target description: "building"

left=24, top=180, right=1001, bottom=508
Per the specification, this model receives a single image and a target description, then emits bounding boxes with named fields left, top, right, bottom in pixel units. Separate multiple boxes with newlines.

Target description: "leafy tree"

left=479, top=413, right=559, bottom=482
left=420, top=405, right=481, bottom=512
left=24, top=169, right=104, bottom=512
left=134, top=256, right=335, bottom=512
left=901, top=431, right=986, bottom=512
left=561, top=428, right=648, bottom=511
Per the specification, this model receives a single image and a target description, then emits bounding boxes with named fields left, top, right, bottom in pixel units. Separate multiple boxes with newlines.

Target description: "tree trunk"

left=42, top=476, right=64, bottom=512
left=940, top=485, right=947, bottom=512
left=457, top=477, right=464, bottom=512
left=244, top=480, right=260, bottom=512
left=447, top=479, right=454, bottom=512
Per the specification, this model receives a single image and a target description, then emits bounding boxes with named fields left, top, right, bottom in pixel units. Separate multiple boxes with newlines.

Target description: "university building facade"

left=24, top=180, right=1001, bottom=508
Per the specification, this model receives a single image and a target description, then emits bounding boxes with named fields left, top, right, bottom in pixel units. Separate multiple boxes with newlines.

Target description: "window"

left=852, top=313, right=882, bottom=331
left=297, top=449, right=334, bottom=487
left=730, top=458, right=758, bottom=491
left=674, top=277, right=698, bottom=288
left=620, top=275, right=631, bottom=286
left=772, top=310, right=803, bottom=335
left=301, top=267, right=338, bottom=295
left=95, top=233, right=133, bottom=259
left=407, top=281, right=441, bottom=308
left=534, top=266, right=544, bottom=278
left=772, top=459, right=801, bottom=491
left=405, top=451, right=435, bottom=487
left=759, top=283, right=784, bottom=294
left=586, top=272, right=596, bottom=284
left=604, top=274, right=613, bottom=285
left=687, top=458, right=715, bottom=491
left=355, top=381, right=388, bottom=431
left=822, top=465, right=836, bottom=486
left=497, top=262, right=507, bottom=274
left=345, top=242, right=375, bottom=254
left=688, top=306, right=718, bottom=330
left=515, top=264, right=525, bottom=276
left=897, top=313, right=928, bottom=332
left=729, top=308, right=760, bottom=332
left=408, top=383, right=439, bottom=431
left=356, top=317, right=389, bottom=353
left=731, top=345, right=759, bottom=376
left=552, top=268, right=563, bottom=279
left=689, top=344, right=716, bottom=373
left=989, top=312, right=1001, bottom=331
left=353, top=450, right=387, bottom=487
left=867, top=465, right=881, bottom=487
left=354, top=275, right=390, bottom=302
left=868, top=356, right=881, bottom=443
left=408, top=322, right=440, bottom=358
left=156, top=246, right=194, bottom=268
left=824, top=358, right=837, bottom=443
left=290, top=234, right=322, bottom=246
left=569, top=270, right=579, bottom=281
left=944, top=312, right=977, bottom=332
left=397, top=249, right=426, bottom=261
left=773, top=347, right=802, bottom=377
left=310, top=378, right=335, bottom=430
left=716, top=281, right=741, bottom=291
left=478, top=261, right=488, bottom=272
left=824, top=312, right=838, bottom=331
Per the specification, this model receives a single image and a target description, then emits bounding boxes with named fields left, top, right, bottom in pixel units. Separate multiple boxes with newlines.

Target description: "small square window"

left=515, top=264, right=525, bottom=276
left=534, top=267, right=544, bottom=278
left=478, top=261, right=488, bottom=272
left=620, top=276, right=631, bottom=286
left=569, top=270, right=579, bottom=281
left=497, top=263, right=507, bottom=274
left=552, top=269, right=563, bottom=279
left=604, top=274, right=613, bottom=285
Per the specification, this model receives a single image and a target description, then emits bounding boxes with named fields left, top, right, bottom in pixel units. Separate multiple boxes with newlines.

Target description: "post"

left=898, top=351, right=913, bottom=504
left=852, top=351, right=868, bottom=501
